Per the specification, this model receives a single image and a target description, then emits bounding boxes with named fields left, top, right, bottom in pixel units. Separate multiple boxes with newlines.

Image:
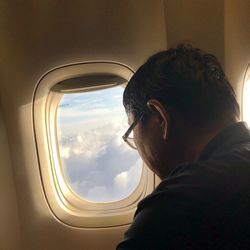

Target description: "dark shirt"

left=117, top=122, right=250, bottom=249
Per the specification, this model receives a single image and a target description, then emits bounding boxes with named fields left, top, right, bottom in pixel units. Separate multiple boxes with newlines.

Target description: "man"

left=117, top=44, right=250, bottom=249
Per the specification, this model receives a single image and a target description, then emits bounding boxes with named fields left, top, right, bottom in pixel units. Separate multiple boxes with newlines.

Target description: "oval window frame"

left=33, top=62, right=154, bottom=228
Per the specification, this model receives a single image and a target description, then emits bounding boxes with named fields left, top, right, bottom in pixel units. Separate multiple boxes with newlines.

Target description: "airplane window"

left=34, top=63, right=154, bottom=227
left=56, top=86, right=142, bottom=203
left=243, top=64, right=250, bottom=126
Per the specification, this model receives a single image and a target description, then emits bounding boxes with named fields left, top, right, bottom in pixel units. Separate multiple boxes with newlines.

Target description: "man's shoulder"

left=138, top=156, right=250, bottom=211
left=136, top=163, right=205, bottom=213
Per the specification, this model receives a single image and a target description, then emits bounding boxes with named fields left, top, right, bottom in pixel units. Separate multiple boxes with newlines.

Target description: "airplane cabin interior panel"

left=0, top=0, right=250, bottom=249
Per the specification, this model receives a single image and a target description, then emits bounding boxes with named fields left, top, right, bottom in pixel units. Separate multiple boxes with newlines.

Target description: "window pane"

left=56, top=86, right=142, bottom=203
left=243, top=78, right=250, bottom=126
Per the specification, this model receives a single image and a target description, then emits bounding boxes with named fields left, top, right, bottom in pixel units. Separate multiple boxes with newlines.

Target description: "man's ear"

left=146, top=99, right=169, bottom=140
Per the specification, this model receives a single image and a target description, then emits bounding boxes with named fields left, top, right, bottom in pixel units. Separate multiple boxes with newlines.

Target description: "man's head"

left=123, top=44, right=240, bottom=178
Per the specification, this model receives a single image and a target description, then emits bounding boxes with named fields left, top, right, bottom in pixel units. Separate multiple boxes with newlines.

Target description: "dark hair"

left=123, top=44, right=239, bottom=128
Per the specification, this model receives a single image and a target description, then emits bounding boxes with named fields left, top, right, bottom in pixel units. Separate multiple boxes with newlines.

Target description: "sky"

left=56, top=86, right=142, bottom=203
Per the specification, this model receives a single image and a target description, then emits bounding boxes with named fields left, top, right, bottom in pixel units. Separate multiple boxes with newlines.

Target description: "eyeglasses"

left=122, top=113, right=144, bottom=149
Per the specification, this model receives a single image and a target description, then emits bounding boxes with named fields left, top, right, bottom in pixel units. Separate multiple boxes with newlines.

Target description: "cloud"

left=86, top=186, right=111, bottom=202
left=60, top=146, right=71, bottom=159
left=58, top=107, right=111, bottom=120
left=114, top=171, right=129, bottom=190
left=113, top=158, right=142, bottom=198
left=56, top=86, right=143, bottom=203
left=58, top=119, right=142, bottom=202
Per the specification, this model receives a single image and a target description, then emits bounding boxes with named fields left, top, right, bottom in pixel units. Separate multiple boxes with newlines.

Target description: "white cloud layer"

left=57, top=87, right=142, bottom=202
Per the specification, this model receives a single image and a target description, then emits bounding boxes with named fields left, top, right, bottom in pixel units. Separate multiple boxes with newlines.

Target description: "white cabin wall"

left=224, top=0, right=250, bottom=113
left=0, top=0, right=249, bottom=249
left=0, top=1, right=166, bottom=249
left=164, top=0, right=224, bottom=66
left=0, top=107, right=21, bottom=250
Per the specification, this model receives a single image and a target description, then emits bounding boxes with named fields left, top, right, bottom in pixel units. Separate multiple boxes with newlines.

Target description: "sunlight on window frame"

left=243, top=63, right=250, bottom=126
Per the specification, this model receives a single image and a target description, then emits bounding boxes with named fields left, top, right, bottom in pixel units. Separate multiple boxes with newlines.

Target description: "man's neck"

left=159, top=120, right=239, bottom=179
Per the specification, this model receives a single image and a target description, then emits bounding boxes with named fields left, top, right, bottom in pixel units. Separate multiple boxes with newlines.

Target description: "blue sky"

left=56, top=86, right=142, bottom=202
